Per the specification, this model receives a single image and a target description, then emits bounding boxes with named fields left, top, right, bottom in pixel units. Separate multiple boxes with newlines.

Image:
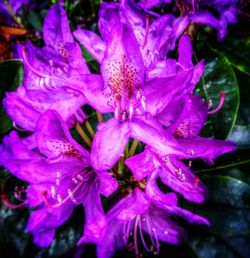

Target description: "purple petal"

left=144, top=69, right=193, bottom=116
left=125, top=150, right=154, bottom=181
left=79, top=186, right=107, bottom=244
left=178, top=35, right=193, bottom=69
left=130, top=118, right=186, bottom=157
left=107, top=188, right=150, bottom=221
left=97, top=172, right=118, bottom=197
left=91, top=118, right=130, bottom=171
left=33, top=229, right=55, bottom=248
left=178, top=137, right=237, bottom=160
left=158, top=156, right=207, bottom=203
left=77, top=74, right=112, bottom=113
left=96, top=219, right=125, bottom=258
left=142, top=208, right=185, bottom=244
left=168, top=94, right=208, bottom=137
left=146, top=168, right=178, bottom=206
left=101, top=22, right=144, bottom=96
left=35, top=110, right=90, bottom=162
left=43, top=4, right=74, bottom=47
left=73, top=29, right=105, bottom=63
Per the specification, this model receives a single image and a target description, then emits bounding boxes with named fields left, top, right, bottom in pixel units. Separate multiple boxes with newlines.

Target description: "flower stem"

left=75, top=122, right=92, bottom=148
left=85, top=121, right=95, bottom=138
left=4, top=0, right=24, bottom=28
left=117, top=156, right=125, bottom=176
left=128, top=140, right=139, bottom=157
left=96, top=112, right=104, bottom=123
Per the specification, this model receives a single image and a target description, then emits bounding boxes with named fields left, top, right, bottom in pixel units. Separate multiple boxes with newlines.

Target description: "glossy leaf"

left=196, top=56, right=240, bottom=139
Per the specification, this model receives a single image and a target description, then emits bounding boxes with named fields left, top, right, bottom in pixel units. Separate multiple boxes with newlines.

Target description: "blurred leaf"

left=0, top=59, right=23, bottom=100
left=227, top=125, right=250, bottom=149
left=80, top=46, right=95, bottom=63
left=200, top=175, right=250, bottom=208
left=27, top=12, right=43, bottom=31
left=196, top=56, right=240, bottom=139
left=0, top=60, right=23, bottom=135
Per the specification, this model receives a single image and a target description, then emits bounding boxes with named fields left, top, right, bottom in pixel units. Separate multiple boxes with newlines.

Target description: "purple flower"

left=0, top=110, right=118, bottom=247
left=175, top=0, right=239, bottom=40
left=3, top=4, right=89, bottom=131
left=75, top=22, right=198, bottom=172
left=97, top=188, right=209, bottom=258
left=74, top=0, right=176, bottom=70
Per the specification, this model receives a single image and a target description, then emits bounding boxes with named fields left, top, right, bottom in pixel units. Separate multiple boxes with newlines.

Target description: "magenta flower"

left=75, top=21, right=198, bottom=172
left=174, top=0, right=239, bottom=40
left=0, top=110, right=117, bottom=247
left=74, top=0, right=176, bottom=70
left=97, top=187, right=209, bottom=258
left=3, top=4, right=89, bottom=131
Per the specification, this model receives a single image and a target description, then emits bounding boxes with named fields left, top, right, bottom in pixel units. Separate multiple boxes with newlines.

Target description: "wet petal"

left=73, top=29, right=105, bottom=63
left=91, top=118, right=130, bottom=171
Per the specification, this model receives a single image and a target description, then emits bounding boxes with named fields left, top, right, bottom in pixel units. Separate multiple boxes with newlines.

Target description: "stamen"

left=133, top=216, right=140, bottom=257
left=143, top=15, right=150, bottom=48
left=138, top=216, right=150, bottom=252
left=208, top=92, right=226, bottom=114
left=1, top=194, right=27, bottom=209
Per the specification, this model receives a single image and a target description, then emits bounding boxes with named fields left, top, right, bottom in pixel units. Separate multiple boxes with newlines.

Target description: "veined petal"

left=98, top=2, right=120, bottom=41
left=43, top=4, right=74, bottom=47
left=146, top=168, right=178, bottom=206
left=101, top=22, right=144, bottom=98
left=178, top=35, right=193, bottom=69
left=178, top=137, right=237, bottom=160
left=79, top=182, right=107, bottom=244
left=125, top=150, right=154, bottom=181
left=130, top=118, right=186, bottom=156
left=77, top=74, right=112, bottom=113
left=168, top=94, right=208, bottom=137
left=91, top=118, right=130, bottom=171
left=3, top=89, right=41, bottom=131
left=142, top=208, right=185, bottom=244
left=96, top=219, right=125, bottom=258
left=144, top=69, right=193, bottom=116
left=97, top=172, right=118, bottom=197
left=158, top=156, right=207, bottom=203
left=73, top=29, right=105, bottom=63
left=108, top=188, right=150, bottom=221
left=35, top=110, right=90, bottom=162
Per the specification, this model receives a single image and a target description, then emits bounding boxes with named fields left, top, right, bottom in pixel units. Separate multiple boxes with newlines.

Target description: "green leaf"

left=80, top=45, right=95, bottom=63
left=0, top=60, right=24, bottom=100
left=227, top=125, right=250, bottom=149
left=0, top=60, right=24, bottom=135
left=196, top=56, right=240, bottom=139
left=27, top=11, right=43, bottom=31
left=200, top=175, right=250, bottom=208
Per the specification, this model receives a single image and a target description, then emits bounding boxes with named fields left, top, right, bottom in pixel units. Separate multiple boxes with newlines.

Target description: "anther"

left=1, top=194, right=27, bottom=209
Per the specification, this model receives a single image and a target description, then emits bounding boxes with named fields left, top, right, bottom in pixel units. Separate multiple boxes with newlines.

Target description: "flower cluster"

left=0, top=1, right=238, bottom=258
